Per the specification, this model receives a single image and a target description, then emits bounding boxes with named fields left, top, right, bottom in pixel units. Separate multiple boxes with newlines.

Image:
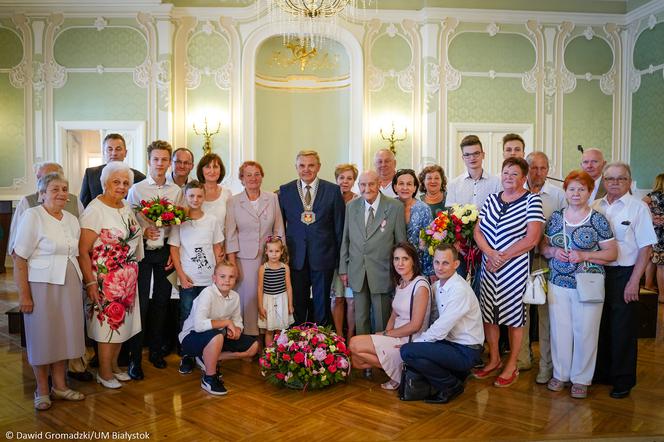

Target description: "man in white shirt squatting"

left=178, top=261, right=259, bottom=396
left=400, top=244, right=485, bottom=404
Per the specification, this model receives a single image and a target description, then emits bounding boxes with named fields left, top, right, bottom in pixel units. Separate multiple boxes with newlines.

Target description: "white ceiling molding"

left=626, top=0, right=664, bottom=23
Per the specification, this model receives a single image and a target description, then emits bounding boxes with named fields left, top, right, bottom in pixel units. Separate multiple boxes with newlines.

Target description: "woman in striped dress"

left=472, top=157, right=545, bottom=387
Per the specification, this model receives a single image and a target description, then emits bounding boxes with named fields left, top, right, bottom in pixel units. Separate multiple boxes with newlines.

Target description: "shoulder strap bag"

left=563, top=210, right=605, bottom=303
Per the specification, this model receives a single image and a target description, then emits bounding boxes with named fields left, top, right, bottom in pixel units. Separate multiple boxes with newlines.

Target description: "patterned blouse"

left=545, top=209, right=614, bottom=289
left=406, top=199, right=434, bottom=276
left=646, top=190, right=663, bottom=253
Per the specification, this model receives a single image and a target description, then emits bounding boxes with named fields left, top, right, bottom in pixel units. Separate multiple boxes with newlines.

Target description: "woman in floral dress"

left=79, top=162, right=143, bottom=389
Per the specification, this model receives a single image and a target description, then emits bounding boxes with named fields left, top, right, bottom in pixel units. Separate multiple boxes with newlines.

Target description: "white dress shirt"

left=13, top=205, right=82, bottom=284
left=178, top=284, right=244, bottom=343
left=364, top=193, right=381, bottom=225
left=526, top=180, right=567, bottom=220
left=379, top=182, right=397, bottom=198
left=127, top=173, right=183, bottom=238
left=446, top=169, right=501, bottom=208
left=592, top=193, right=657, bottom=267
left=415, top=273, right=484, bottom=345
left=299, top=177, right=320, bottom=206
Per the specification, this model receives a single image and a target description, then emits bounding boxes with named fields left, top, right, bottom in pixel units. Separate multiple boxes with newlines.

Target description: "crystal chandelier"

left=274, top=0, right=351, bottom=18
left=267, top=0, right=373, bottom=48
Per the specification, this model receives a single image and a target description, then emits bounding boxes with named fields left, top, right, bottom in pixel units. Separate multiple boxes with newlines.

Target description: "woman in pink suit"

left=225, top=161, right=285, bottom=340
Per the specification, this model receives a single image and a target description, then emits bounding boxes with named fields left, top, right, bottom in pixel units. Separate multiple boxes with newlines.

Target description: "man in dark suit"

left=80, top=133, right=146, bottom=207
left=279, top=150, right=345, bottom=326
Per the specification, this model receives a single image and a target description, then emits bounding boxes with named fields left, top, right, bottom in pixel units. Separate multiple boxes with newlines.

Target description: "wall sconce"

left=193, top=116, right=221, bottom=155
left=380, top=121, right=408, bottom=155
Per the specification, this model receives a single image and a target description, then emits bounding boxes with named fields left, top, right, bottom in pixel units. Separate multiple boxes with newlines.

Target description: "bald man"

left=581, top=148, right=607, bottom=201
left=339, top=170, right=406, bottom=337
left=374, top=149, right=398, bottom=198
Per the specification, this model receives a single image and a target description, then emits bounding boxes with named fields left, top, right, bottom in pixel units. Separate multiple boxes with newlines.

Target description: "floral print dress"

left=81, top=198, right=144, bottom=343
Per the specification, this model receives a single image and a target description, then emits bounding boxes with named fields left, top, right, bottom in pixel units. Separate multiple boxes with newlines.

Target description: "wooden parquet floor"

left=1, top=270, right=664, bottom=441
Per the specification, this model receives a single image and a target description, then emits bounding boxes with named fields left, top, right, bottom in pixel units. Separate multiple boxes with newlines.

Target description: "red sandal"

left=494, top=369, right=519, bottom=387
left=471, top=362, right=503, bottom=380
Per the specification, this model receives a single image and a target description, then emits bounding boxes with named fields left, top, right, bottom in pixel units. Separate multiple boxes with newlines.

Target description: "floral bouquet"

left=259, top=323, right=351, bottom=390
left=133, top=197, right=188, bottom=249
left=420, top=203, right=481, bottom=278
left=87, top=218, right=140, bottom=341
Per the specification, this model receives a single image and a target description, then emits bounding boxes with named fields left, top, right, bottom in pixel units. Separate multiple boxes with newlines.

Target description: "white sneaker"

left=97, top=373, right=122, bottom=389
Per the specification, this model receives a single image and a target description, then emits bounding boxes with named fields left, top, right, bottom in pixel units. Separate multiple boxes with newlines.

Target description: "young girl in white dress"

left=257, top=236, right=294, bottom=346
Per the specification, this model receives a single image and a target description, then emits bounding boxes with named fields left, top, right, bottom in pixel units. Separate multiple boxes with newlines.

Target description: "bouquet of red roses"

left=134, top=196, right=187, bottom=227
left=259, top=323, right=351, bottom=390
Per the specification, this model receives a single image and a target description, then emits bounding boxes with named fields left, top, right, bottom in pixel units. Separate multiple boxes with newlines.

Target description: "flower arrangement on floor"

left=259, top=323, right=351, bottom=390
left=133, top=197, right=188, bottom=248
left=420, top=203, right=481, bottom=277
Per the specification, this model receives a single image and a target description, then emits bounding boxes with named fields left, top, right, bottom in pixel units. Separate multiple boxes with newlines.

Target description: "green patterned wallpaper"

left=633, top=22, right=664, bottom=71
left=562, top=81, right=612, bottom=176
left=0, top=28, right=22, bottom=69
left=256, top=86, right=350, bottom=191
left=448, top=32, right=535, bottom=72
left=370, top=77, right=413, bottom=168
left=186, top=75, right=230, bottom=170
left=448, top=77, right=535, bottom=124
left=54, top=28, right=146, bottom=68
left=0, top=74, right=25, bottom=187
left=564, top=36, right=613, bottom=75
left=54, top=73, right=147, bottom=120
left=187, top=31, right=230, bottom=69
left=631, top=73, right=664, bottom=188
left=372, top=32, right=412, bottom=72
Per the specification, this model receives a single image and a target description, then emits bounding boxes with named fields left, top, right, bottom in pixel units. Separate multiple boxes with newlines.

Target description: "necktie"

left=304, top=185, right=312, bottom=207
left=366, top=206, right=375, bottom=234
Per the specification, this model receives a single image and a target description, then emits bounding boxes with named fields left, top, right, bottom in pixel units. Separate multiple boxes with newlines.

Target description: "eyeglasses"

left=604, top=177, right=630, bottom=183
left=174, top=161, right=193, bottom=167
left=462, top=151, right=482, bottom=158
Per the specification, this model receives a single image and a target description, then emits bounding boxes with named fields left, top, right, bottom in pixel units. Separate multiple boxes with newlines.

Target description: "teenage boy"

left=126, top=140, right=183, bottom=379
left=169, top=180, right=224, bottom=374
left=400, top=244, right=484, bottom=404
left=178, top=261, right=259, bottom=395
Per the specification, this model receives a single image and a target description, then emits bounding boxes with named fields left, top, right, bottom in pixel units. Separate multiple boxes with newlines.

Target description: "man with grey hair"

left=518, top=151, right=566, bottom=381
left=592, top=162, right=657, bottom=399
left=167, top=147, right=194, bottom=188
left=374, top=149, right=398, bottom=198
left=8, top=161, right=92, bottom=382
left=278, top=150, right=345, bottom=327
left=580, top=148, right=607, bottom=201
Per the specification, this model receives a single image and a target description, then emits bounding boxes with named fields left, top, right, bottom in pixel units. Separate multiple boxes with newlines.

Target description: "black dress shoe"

left=424, top=384, right=464, bottom=404
left=67, top=370, right=94, bottom=382
left=149, top=353, right=167, bottom=369
left=128, top=361, right=144, bottom=380
left=609, top=388, right=631, bottom=399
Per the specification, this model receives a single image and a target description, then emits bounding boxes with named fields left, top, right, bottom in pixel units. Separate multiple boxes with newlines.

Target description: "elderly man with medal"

left=278, top=150, right=346, bottom=327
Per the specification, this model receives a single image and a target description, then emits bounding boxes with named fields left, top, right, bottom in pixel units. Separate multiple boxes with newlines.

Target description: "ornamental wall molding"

left=9, top=59, right=30, bottom=88
left=443, top=60, right=461, bottom=90
left=600, top=66, right=617, bottom=95
left=424, top=61, right=440, bottom=96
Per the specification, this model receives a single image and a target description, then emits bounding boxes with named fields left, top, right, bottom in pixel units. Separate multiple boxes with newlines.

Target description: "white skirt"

left=257, top=291, right=294, bottom=331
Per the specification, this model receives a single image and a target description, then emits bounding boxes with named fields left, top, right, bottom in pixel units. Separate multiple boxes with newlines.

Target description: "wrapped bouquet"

left=133, top=197, right=188, bottom=249
left=259, top=323, right=351, bottom=390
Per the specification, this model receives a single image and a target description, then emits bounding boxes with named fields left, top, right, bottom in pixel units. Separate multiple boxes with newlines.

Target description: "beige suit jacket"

left=225, top=190, right=285, bottom=260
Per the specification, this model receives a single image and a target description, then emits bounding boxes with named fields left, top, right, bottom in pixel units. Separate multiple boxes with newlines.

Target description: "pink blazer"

left=225, top=190, right=285, bottom=260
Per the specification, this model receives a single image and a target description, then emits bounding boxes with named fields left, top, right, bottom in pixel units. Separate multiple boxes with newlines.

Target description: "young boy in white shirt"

left=178, top=261, right=259, bottom=395
left=169, top=180, right=224, bottom=374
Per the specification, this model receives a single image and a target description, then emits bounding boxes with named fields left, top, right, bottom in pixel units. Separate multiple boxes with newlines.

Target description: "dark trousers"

left=127, top=247, right=173, bottom=364
left=400, top=340, right=481, bottom=393
left=179, top=286, right=206, bottom=330
left=291, top=255, right=334, bottom=326
left=594, top=265, right=638, bottom=390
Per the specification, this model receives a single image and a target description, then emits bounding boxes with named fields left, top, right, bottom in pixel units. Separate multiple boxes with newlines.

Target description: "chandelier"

left=267, top=0, right=373, bottom=48
left=274, top=0, right=350, bottom=18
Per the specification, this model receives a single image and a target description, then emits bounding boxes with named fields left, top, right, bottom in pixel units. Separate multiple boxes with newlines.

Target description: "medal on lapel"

left=301, top=211, right=316, bottom=224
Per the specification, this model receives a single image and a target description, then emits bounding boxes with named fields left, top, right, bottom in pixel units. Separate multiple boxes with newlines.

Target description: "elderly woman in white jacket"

left=13, top=172, right=86, bottom=411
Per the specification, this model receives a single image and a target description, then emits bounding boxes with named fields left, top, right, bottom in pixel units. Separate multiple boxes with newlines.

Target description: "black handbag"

left=399, top=363, right=431, bottom=401
left=398, top=278, right=432, bottom=401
